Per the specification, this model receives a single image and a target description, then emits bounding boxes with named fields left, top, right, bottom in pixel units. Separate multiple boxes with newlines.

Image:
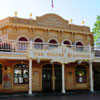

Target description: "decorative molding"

left=17, top=35, right=29, bottom=41
left=27, top=46, right=94, bottom=64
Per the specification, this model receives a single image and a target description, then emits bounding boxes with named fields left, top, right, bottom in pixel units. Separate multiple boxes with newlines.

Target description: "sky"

left=0, top=0, right=100, bottom=30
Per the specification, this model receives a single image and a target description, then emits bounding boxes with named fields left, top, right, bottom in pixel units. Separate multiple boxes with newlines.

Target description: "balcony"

left=92, top=47, right=100, bottom=57
left=0, top=40, right=99, bottom=58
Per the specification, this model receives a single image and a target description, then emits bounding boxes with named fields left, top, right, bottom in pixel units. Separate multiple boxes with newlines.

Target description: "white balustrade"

left=0, top=40, right=99, bottom=58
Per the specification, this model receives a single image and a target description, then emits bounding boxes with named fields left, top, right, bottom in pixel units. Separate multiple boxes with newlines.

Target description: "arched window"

left=0, top=64, right=3, bottom=84
left=49, top=39, right=58, bottom=49
left=19, top=37, right=28, bottom=41
left=76, top=42, right=83, bottom=46
left=18, top=37, right=28, bottom=51
left=76, top=42, right=83, bottom=51
left=76, top=65, right=87, bottom=83
left=63, top=41, right=70, bottom=45
left=14, top=64, right=28, bottom=84
left=34, top=38, right=43, bottom=49
left=63, top=40, right=71, bottom=48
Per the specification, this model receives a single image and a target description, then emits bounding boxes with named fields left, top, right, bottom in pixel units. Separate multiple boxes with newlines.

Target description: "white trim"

left=48, top=38, right=59, bottom=44
left=75, top=40, right=85, bottom=46
left=93, top=58, right=100, bottom=62
left=28, top=59, right=32, bottom=94
left=62, top=63, right=65, bottom=93
left=33, top=36, right=45, bottom=43
left=62, top=39, right=72, bottom=45
left=0, top=52, right=27, bottom=60
left=89, top=61, right=94, bottom=92
left=17, top=35, right=29, bottom=41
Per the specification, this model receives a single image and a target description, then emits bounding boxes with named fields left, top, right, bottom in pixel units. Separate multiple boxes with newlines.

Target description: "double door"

left=94, top=67, right=100, bottom=90
left=42, top=64, right=62, bottom=92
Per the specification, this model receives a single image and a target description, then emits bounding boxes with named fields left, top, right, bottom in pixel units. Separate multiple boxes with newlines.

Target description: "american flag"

left=51, top=0, right=54, bottom=8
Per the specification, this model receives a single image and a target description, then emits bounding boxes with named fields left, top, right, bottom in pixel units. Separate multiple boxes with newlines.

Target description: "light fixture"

left=77, top=60, right=82, bottom=65
left=37, top=58, right=40, bottom=64
left=50, top=60, right=53, bottom=64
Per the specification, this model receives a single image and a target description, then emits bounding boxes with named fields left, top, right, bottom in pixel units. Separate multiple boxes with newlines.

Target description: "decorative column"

left=89, top=44, right=94, bottom=92
left=52, top=64, right=55, bottom=91
left=28, top=40, right=33, bottom=94
left=28, top=59, right=32, bottom=94
left=89, top=61, right=94, bottom=92
left=62, top=63, right=65, bottom=93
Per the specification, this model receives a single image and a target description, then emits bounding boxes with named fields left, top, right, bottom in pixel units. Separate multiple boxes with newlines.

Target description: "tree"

left=92, top=15, right=100, bottom=47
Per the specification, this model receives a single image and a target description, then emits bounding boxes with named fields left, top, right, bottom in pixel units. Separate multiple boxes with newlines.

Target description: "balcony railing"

left=0, top=40, right=99, bottom=58
left=92, top=47, right=100, bottom=57
left=0, top=40, right=29, bottom=52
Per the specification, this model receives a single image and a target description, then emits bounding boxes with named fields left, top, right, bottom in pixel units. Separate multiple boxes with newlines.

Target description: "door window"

left=76, top=65, right=87, bottom=83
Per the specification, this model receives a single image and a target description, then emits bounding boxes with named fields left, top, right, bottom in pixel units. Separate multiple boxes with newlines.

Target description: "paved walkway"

left=1, top=92, right=100, bottom=100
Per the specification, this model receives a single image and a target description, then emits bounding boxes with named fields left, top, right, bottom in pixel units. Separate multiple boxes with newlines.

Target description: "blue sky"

left=0, top=0, right=100, bottom=30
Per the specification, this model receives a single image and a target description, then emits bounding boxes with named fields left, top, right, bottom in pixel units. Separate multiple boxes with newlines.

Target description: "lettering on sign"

left=28, top=46, right=94, bottom=64
left=36, top=15, right=68, bottom=28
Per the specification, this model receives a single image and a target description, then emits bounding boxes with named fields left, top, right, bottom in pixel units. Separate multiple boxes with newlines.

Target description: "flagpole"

left=51, top=0, right=54, bottom=13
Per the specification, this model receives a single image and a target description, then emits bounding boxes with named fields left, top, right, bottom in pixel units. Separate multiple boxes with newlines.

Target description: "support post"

left=30, top=40, right=33, bottom=50
left=28, top=40, right=33, bottom=94
left=89, top=61, right=94, bottom=92
left=52, top=64, right=55, bottom=91
left=62, top=63, right=65, bottom=93
left=28, top=59, right=32, bottom=94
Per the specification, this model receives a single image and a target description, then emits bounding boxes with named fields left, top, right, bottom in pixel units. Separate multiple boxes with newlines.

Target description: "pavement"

left=0, top=91, right=100, bottom=100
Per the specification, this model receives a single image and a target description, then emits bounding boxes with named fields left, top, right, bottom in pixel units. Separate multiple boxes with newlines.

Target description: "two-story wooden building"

left=0, top=13, right=99, bottom=94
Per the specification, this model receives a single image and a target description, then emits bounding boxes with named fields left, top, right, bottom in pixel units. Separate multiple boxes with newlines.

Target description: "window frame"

left=14, top=64, right=29, bottom=84
left=76, top=65, right=87, bottom=83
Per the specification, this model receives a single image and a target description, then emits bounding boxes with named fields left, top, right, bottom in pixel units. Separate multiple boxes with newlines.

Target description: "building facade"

left=0, top=13, right=99, bottom=94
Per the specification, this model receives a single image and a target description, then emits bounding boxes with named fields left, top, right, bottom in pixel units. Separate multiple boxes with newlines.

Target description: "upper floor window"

left=63, top=40, right=71, bottom=48
left=34, top=38, right=43, bottom=49
left=18, top=37, right=28, bottom=51
left=14, top=64, right=28, bottom=84
left=76, top=65, right=87, bottom=83
left=76, top=42, right=83, bottom=51
left=49, top=39, right=58, bottom=49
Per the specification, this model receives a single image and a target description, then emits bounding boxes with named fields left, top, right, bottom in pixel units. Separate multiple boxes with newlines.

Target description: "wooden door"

left=55, top=69, right=62, bottom=92
left=42, top=69, right=52, bottom=92
left=66, top=68, right=75, bottom=90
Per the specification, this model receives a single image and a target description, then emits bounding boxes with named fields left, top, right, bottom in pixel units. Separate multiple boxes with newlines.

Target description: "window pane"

left=76, top=66, right=87, bottom=83
left=23, top=70, right=28, bottom=83
left=14, top=66, right=28, bottom=84
left=35, top=44, right=43, bottom=49
left=0, top=64, right=3, bottom=68
left=49, top=45, right=58, bottom=49
left=19, top=76, right=23, bottom=83
left=76, top=47, right=83, bottom=51
left=14, top=70, right=22, bottom=83
left=14, top=64, right=28, bottom=68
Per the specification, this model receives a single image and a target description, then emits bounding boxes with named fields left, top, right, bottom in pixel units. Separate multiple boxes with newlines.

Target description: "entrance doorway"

left=94, top=67, right=100, bottom=90
left=42, top=64, right=62, bottom=92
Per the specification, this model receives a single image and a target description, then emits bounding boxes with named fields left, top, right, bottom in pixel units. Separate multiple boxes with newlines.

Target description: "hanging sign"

left=27, top=46, right=94, bottom=64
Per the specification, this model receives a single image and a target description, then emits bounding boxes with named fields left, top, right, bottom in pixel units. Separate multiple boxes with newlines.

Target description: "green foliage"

left=92, top=16, right=100, bottom=47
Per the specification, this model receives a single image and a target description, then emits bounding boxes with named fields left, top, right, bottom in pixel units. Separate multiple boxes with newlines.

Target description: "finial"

left=29, top=13, right=32, bottom=18
left=14, top=11, right=18, bottom=17
left=81, top=21, right=85, bottom=25
left=70, top=19, right=73, bottom=24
